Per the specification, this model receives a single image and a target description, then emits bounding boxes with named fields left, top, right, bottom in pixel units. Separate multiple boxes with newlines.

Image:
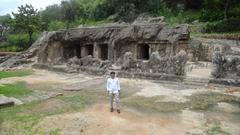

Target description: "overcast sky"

left=0, top=0, right=63, bottom=15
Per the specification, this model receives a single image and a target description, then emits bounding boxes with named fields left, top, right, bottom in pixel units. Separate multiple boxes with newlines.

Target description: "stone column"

left=134, top=43, right=138, bottom=59
left=149, top=44, right=152, bottom=57
left=109, top=41, right=114, bottom=62
left=80, top=46, right=86, bottom=57
left=93, top=42, right=99, bottom=59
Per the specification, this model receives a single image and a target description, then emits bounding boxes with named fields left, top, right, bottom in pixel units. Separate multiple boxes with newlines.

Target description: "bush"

left=0, top=34, right=28, bottom=52
left=7, top=34, right=29, bottom=48
left=199, top=9, right=224, bottom=22
left=204, top=18, right=240, bottom=33
left=48, top=21, right=65, bottom=31
left=183, top=11, right=201, bottom=23
left=0, top=33, right=40, bottom=52
left=78, top=19, right=111, bottom=26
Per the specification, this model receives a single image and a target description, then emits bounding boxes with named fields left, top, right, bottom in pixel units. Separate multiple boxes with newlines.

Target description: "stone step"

left=183, top=79, right=209, bottom=83
left=153, top=80, right=208, bottom=89
left=182, top=77, right=210, bottom=87
left=184, top=78, right=210, bottom=83
left=0, top=96, right=14, bottom=109
left=182, top=81, right=208, bottom=87
left=153, top=80, right=183, bottom=85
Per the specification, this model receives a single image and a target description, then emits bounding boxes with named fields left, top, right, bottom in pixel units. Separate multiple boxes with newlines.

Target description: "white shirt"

left=107, top=77, right=120, bottom=93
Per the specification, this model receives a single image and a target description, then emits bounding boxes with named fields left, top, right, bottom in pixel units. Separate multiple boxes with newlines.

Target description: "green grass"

left=0, top=100, right=42, bottom=135
left=122, top=96, right=186, bottom=113
left=188, top=92, right=240, bottom=110
left=191, top=32, right=240, bottom=40
left=49, top=129, right=61, bottom=135
left=205, top=120, right=231, bottom=135
left=0, top=81, right=32, bottom=97
left=0, top=90, right=103, bottom=135
left=0, top=70, right=33, bottom=79
left=80, top=19, right=112, bottom=26
left=122, top=92, right=240, bottom=113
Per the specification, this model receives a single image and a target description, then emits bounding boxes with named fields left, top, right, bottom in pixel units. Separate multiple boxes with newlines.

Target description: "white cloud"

left=0, top=0, right=63, bottom=15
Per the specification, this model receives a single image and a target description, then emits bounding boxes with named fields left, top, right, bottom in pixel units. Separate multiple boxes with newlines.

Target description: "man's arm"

left=117, top=78, right=120, bottom=93
left=106, top=79, right=110, bottom=93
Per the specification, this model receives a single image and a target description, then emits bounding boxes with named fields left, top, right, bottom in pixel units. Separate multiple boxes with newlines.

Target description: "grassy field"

left=0, top=70, right=106, bottom=135
left=0, top=70, right=33, bottom=79
left=122, top=92, right=240, bottom=114
left=0, top=90, right=102, bottom=135
left=0, top=70, right=33, bottom=97
left=0, top=81, right=32, bottom=97
left=191, top=32, right=240, bottom=40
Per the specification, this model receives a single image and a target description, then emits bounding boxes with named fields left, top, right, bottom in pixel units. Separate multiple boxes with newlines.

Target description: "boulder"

left=212, top=51, right=240, bottom=79
left=67, top=56, right=81, bottom=66
left=122, top=52, right=134, bottom=70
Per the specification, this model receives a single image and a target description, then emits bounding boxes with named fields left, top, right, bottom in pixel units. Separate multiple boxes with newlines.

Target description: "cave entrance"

left=75, top=45, right=81, bottom=58
left=138, top=44, right=150, bottom=60
left=85, top=44, right=94, bottom=56
left=63, top=45, right=76, bottom=60
left=99, top=44, right=108, bottom=60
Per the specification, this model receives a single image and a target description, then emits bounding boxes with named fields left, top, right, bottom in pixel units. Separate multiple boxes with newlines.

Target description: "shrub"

left=199, top=9, right=224, bottom=22
left=204, top=18, right=240, bottom=33
left=7, top=34, right=29, bottom=48
left=183, top=11, right=201, bottom=23
left=0, top=34, right=29, bottom=52
left=0, top=33, right=40, bottom=52
left=48, top=21, right=65, bottom=31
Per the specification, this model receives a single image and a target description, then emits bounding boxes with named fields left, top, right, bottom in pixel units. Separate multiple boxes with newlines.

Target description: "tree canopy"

left=12, top=4, right=41, bottom=47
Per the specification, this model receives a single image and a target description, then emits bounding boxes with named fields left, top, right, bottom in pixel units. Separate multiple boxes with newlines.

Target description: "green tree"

left=0, top=14, right=12, bottom=37
left=48, top=20, right=65, bottom=31
left=224, top=0, right=230, bottom=20
left=61, top=0, right=84, bottom=29
left=223, top=0, right=240, bottom=20
left=40, top=4, right=62, bottom=31
left=12, top=4, right=41, bottom=47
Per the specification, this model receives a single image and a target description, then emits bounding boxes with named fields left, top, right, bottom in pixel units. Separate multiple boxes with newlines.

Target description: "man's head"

left=110, top=72, right=115, bottom=79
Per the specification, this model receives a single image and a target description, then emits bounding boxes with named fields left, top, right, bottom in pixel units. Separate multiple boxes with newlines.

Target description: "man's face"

left=110, top=73, right=115, bottom=78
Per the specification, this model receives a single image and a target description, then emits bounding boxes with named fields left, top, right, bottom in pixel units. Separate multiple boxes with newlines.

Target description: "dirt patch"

left=135, top=80, right=206, bottom=103
left=32, top=99, right=68, bottom=114
left=0, top=69, right=98, bottom=87
left=35, top=104, right=207, bottom=135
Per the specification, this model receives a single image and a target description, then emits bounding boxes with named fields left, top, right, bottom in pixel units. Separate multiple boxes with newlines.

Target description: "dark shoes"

left=110, top=108, right=120, bottom=114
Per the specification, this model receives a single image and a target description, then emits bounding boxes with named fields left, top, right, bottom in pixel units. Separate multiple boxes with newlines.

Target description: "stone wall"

left=195, top=38, right=240, bottom=62
left=47, top=41, right=63, bottom=64
left=212, top=52, right=240, bottom=79
left=109, top=50, right=187, bottom=76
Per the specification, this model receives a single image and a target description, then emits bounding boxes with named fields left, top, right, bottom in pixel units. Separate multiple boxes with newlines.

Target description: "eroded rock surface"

left=0, top=19, right=191, bottom=78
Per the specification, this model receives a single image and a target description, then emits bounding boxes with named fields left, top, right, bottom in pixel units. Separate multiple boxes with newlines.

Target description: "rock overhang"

left=60, top=23, right=190, bottom=44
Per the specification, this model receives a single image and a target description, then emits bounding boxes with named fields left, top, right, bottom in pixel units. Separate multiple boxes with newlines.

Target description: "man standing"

left=107, top=72, right=121, bottom=113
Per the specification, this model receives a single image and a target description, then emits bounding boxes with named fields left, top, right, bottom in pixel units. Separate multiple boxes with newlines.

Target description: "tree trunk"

left=28, top=31, right=33, bottom=48
left=66, top=21, right=70, bottom=29
left=224, top=0, right=230, bottom=20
